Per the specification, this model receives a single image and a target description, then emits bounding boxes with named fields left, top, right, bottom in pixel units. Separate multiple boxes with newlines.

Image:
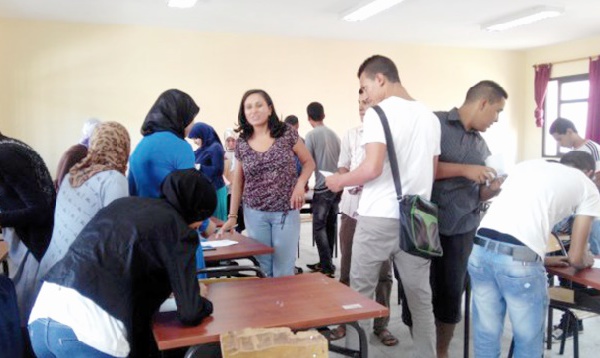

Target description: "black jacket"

left=45, top=196, right=213, bottom=357
left=0, top=134, right=55, bottom=260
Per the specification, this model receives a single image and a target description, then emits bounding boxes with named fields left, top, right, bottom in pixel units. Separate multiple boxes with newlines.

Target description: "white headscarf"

left=80, top=118, right=102, bottom=147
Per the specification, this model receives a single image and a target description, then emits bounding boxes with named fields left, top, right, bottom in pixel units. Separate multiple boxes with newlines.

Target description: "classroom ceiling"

left=1, top=0, right=600, bottom=50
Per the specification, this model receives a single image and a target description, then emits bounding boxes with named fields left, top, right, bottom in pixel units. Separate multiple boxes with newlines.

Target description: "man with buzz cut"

left=326, top=54, right=440, bottom=357
left=304, top=102, right=341, bottom=278
left=401, top=80, right=507, bottom=358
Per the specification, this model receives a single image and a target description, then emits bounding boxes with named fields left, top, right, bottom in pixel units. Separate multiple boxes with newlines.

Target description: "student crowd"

left=1, top=54, right=600, bottom=358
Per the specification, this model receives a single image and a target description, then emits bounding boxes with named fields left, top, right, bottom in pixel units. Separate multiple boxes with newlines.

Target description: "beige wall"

left=0, top=18, right=525, bottom=175
left=521, top=34, right=600, bottom=161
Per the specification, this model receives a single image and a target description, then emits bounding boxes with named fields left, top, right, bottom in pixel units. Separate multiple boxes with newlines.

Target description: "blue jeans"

left=311, top=190, right=341, bottom=272
left=29, top=318, right=118, bottom=358
left=243, top=206, right=300, bottom=277
left=468, top=244, right=548, bottom=358
left=589, top=220, right=600, bottom=255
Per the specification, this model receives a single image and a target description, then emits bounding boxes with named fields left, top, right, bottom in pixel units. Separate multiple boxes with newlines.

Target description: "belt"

left=474, top=235, right=541, bottom=262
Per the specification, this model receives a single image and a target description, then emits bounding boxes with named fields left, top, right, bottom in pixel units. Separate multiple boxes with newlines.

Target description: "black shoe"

left=307, top=262, right=322, bottom=272
left=321, top=268, right=336, bottom=278
left=294, top=266, right=304, bottom=275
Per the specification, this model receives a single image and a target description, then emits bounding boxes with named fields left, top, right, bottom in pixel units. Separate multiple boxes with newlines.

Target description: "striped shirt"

left=575, top=140, right=600, bottom=173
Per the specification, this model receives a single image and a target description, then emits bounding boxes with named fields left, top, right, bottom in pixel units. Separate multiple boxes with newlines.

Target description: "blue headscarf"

left=188, top=122, right=225, bottom=166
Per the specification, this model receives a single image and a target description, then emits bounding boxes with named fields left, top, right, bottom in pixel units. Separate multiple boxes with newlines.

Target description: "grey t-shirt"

left=432, top=108, right=491, bottom=235
left=305, top=125, right=341, bottom=191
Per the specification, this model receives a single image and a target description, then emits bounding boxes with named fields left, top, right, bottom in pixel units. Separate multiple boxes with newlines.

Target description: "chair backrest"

left=546, top=232, right=568, bottom=255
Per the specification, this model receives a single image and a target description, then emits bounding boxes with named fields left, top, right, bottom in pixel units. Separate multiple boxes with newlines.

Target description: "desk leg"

left=328, top=321, right=368, bottom=358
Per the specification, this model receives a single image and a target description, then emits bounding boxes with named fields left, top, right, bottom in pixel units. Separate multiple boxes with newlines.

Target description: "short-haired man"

left=469, top=151, right=600, bottom=357
left=305, top=102, right=341, bottom=277
left=328, top=89, right=397, bottom=345
left=402, top=80, right=507, bottom=358
left=326, top=55, right=440, bottom=357
left=550, top=117, right=600, bottom=173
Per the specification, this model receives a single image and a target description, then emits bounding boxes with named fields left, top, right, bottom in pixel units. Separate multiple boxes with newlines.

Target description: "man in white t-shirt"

left=326, top=54, right=441, bottom=357
left=469, top=151, right=600, bottom=357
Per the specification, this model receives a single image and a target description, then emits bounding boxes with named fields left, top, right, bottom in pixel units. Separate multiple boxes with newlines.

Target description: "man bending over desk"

left=469, top=151, right=600, bottom=358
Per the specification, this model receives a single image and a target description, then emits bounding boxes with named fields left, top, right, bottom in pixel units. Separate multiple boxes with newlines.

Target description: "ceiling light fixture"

left=166, top=0, right=198, bottom=9
left=342, top=0, right=406, bottom=22
left=482, top=5, right=564, bottom=32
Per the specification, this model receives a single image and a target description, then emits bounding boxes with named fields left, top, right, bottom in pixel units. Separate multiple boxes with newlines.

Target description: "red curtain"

left=586, top=57, right=600, bottom=142
left=534, top=64, right=552, bottom=128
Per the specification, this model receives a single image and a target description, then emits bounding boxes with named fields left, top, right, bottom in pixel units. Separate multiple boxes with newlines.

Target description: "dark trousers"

left=312, top=190, right=340, bottom=271
left=402, top=229, right=476, bottom=326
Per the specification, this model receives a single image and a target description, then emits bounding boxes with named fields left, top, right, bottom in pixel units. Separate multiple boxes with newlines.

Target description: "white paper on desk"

left=159, top=297, right=177, bottom=312
left=201, top=240, right=238, bottom=248
left=593, top=259, right=600, bottom=269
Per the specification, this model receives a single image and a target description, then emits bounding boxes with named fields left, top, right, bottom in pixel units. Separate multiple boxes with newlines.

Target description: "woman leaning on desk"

left=219, top=89, right=315, bottom=277
left=28, top=169, right=216, bottom=358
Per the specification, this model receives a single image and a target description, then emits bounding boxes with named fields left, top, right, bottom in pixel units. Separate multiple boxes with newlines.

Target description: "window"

left=542, top=74, right=589, bottom=157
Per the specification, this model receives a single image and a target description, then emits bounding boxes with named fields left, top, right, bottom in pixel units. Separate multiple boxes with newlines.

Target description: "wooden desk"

left=0, top=241, right=8, bottom=275
left=203, top=231, right=274, bottom=263
left=153, top=273, right=388, bottom=357
left=546, top=265, right=600, bottom=290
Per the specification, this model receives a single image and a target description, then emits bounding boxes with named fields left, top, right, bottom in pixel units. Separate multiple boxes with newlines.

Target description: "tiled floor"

left=294, top=217, right=600, bottom=358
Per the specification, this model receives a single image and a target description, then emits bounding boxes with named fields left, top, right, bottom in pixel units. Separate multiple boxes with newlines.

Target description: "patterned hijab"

left=69, top=122, right=131, bottom=188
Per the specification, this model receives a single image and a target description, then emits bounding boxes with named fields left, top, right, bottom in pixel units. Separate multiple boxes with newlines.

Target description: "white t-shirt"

left=338, top=125, right=364, bottom=217
left=479, top=159, right=600, bottom=258
left=29, top=282, right=129, bottom=357
left=575, top=140, right=600, bottom=173
left=357, top=96, right=441, bottom=219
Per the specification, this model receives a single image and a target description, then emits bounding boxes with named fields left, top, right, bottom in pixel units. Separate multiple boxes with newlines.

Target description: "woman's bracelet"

left=228, top=214, right=238, bottom=219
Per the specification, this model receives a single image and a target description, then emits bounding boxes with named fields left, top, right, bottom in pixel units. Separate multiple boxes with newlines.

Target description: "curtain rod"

left=533, top=55, right=599, bottom=68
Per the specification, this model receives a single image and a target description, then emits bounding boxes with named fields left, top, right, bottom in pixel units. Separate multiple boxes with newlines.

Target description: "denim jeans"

left=468, top=244, right=548, bottom=358
left=29, top=318, right=118, bottom=358
left=589, top=219, right=600, bottom=255
left=311, top=190, right=341, bottom=272
left=243, top=205, right=300, bottom=277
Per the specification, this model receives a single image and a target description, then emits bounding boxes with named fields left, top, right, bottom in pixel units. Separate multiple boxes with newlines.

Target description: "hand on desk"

left=217, top=218, right=237, bottom=238
left=199, top=283, right=209, bottom=298
left=545, top=255, right=570, bottom=267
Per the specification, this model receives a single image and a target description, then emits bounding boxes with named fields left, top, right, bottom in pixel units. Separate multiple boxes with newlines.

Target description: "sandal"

left=321, top=325, right=346, bottom=341
left=375, top=329, right=399, bottom=346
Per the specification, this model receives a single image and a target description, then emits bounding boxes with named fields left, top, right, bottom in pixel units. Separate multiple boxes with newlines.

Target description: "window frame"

left=542, top=73, right=590, bottom=158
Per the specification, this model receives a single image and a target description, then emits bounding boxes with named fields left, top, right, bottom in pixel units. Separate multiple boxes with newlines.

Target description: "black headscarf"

left=161, top=169, right=216, bottom=224
left=141, top=89, right=199, bottom=139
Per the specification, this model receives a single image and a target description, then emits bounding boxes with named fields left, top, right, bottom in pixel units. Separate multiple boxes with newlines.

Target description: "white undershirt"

left=29, top=282, right=130, bottom=357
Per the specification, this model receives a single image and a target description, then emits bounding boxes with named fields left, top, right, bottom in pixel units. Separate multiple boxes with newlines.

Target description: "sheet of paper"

left=201, top=239, right=239, bottom=248
left=159, top=297, right=177, bottom=312
left=319, top=170, right=334, bottom=177
left=593, top=258, right=600, bottom=269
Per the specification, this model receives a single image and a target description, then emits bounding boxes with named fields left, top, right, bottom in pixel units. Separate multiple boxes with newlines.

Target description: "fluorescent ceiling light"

left=342, top=0, right=406, bottom=22
left=166, top=0, right=198, bottom=9
left=482, top=6, right=564, bottom=32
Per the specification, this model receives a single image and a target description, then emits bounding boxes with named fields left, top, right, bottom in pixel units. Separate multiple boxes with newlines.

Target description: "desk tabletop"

left=203, top=231, right=273, bottom=262
left=153, top=273, right=388, bottom=350
left=0, top=241, right=8, bottom=262
left=547, top=265, right=600, bottom=290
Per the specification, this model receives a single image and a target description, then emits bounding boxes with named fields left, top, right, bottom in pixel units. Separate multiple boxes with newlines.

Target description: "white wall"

left=0, top=18, right=524, bottom=175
